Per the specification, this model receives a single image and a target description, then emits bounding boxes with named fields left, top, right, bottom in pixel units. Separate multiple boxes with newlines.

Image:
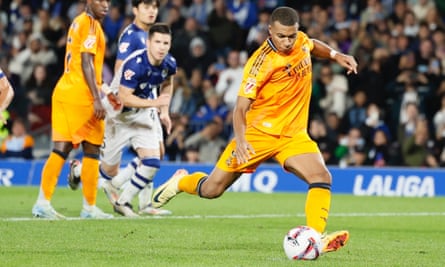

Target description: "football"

left=283, top=225, right=322, bottom=260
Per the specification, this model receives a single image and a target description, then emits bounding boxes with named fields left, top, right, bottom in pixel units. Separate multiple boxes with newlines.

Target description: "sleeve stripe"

left=248, top=46, right=272, bottom=76
left=88, top=15, right=97, bottom=34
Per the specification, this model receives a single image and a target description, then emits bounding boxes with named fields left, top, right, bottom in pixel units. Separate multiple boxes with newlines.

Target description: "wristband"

left=330, top=50, right=338, bottom=59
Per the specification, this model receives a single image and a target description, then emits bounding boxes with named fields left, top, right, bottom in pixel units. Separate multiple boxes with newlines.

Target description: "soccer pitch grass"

left=1, top=187, right=444, bottom=267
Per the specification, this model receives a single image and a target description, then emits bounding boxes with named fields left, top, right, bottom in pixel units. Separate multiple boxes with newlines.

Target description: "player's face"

left=147, top=32, right=171, bottom=63
left=134, top=3, right=159, bottom=26
left=268, top=21, right=298, bottom=54
left=88, top=0, right=110, bottom=20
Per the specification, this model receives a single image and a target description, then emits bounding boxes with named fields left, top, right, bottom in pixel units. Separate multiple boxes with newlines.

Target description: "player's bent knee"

left=100, top=163, right=120, bottom=177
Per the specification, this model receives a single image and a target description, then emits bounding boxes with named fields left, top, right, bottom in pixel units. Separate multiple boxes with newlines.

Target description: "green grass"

left=0, top=187, right=444, bottom=267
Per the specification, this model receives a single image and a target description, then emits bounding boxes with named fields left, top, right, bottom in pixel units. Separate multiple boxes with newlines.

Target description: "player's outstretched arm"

left=311, top=39, right=358, bottom=75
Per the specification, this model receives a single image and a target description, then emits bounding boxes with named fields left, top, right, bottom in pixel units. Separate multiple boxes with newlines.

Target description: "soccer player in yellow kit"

left=32, top=0, right=115, bottom=219
left=152, top=7, right=358, bottom=254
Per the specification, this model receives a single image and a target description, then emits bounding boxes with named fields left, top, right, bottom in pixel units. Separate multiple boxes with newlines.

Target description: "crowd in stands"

left=0, top=0, right=444, bottom=168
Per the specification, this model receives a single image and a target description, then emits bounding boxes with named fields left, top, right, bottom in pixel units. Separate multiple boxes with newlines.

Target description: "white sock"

left=112, top=157, right=140, bottom=189
left=36, top=187, right=48, bottom=203
left=138, top=182, right=154, bottom=210
left=118, top=159, right=158, bottom=205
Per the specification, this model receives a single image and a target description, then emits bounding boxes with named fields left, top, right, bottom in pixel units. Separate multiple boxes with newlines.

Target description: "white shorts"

left=100, top=108, right=163, bottom=165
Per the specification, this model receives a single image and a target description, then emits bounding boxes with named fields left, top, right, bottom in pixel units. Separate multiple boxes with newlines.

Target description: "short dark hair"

left=132, top=0, right=160, bottom=8
left=270, top=7, right=299, bottom=26
left=149, top=23, right=171, bottom=36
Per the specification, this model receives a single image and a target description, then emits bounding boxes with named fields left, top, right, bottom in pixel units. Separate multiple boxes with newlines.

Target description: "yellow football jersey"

left=53, top=12, right=105, bottom=105
left=238, top=31, right=314, bottom=137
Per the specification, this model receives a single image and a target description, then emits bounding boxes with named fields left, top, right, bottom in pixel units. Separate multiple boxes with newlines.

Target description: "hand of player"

left=335, top=54, right=358, bottom=75
left=157, top=94, right=171, bottom=107
left=106, top=92, right=123, bottom=111
left=160, top=112, right=172, bottom=134
left=234, top=138, right=255, bottom=165
left=93, top=98, right=106, bottom=120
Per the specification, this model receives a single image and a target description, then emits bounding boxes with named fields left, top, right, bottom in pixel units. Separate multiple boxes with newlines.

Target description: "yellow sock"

left=40, top=152, right=66, bottom=200
left=81, top=156, right=100, bottom=206
left=178, top=172, right=208, bottom=195
left=305, top=186, right=331, bottom=233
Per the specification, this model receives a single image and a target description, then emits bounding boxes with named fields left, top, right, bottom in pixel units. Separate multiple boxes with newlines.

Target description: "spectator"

left=318, top=62, right=350, bottom=119
left=183, top=145, right=200, bottom=163
left=170, top=17, right=209, bottom=68
left=226, top=0, right=258, bottom=33
left=0, top=117, right=34, bottom=159
left=397, top=101, right=421, bottom=146
left=170, top=68, right=197, bottom=118
left=362, top=102, right=391, bottom=143
left=164, top=114, right=187, bottom=162
left=308, top=117, right=338, bottom=165
left=8, top=32, right=57, bottom=87
left=341, top=90, right=367, bottom=134
left=366, top=128, right=391, bottom=167
left=207, top=0, right=243, bottom=54
left=245, top=8, right=269, bottom=49
left=325, top=111, right=342, bottom=145
left=189, top=89, right=229, bottom=133
left=432, top=93, right=445, bottom=166
left=215, top=50, right=243, bottom=109
left=181, top=36, right=216, bottom=78
left=401, top=117, right=438, bottom=167
left=184, top=118, right=226, bottom=163
left=412, top=0, right=436, bottom=23
left=336, top=126, right=367, bottom=167
left=164, top=5, right=186, bottom=34
left=187, top=0, right=212, bottom=29
left=24, top=64, right=54, bottom=132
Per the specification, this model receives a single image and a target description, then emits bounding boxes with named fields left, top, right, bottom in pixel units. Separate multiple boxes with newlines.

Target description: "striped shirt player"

left=103, top=48, right=175, bottom=163
left=101, top=23, right=176, bottom=215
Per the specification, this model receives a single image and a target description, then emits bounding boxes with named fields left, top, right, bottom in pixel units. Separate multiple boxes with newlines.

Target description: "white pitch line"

left=2, top=212, right=445, bottom=222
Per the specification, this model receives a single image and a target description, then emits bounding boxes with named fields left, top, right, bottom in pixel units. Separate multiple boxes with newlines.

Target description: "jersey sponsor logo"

left=119, top=42, right=130, bottom=53
left=244, top=77, right=256, bottom=94
left=124, top=69, right=135, bottom=80
left=83, top=35, right=97, bottom=49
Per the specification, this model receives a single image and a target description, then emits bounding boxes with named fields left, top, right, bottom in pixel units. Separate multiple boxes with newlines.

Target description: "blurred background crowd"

left=0, top=0, right=445, bottom=168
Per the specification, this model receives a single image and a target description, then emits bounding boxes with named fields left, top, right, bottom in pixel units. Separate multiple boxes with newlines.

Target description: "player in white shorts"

left=102, top=23, right=175, bottom=217
left=69, top=0, right=172, bottom=216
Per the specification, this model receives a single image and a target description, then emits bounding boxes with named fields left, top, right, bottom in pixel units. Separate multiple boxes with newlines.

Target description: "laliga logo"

left=229, top=170, right=278, bottom=193
left=353, top=174, right=435, bottom=197
left=0, top=168, right=14, bottom=187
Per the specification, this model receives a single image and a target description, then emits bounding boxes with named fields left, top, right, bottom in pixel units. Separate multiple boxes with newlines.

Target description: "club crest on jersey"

left=244, top=77, right=256, bottom=94
left=162, top=69, right=168, bottom=79
left=124, top=69, right=135, bottom=80
left=302, top=45, right=309, bottom=53
left=83, top=35, right=96, bottom=49
left=119, top=42, right=130, bottom=53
